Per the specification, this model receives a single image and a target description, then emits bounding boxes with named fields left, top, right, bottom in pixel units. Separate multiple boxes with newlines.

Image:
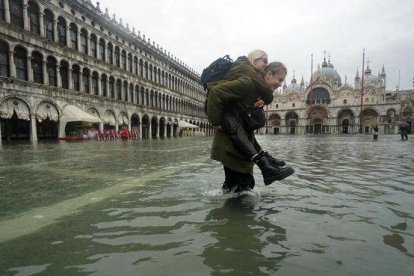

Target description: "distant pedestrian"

left=399, top=122, right=409, bottom=141
left=372, top=124, right=379, bottom=140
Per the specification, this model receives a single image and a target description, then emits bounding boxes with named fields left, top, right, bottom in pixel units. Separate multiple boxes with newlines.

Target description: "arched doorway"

left=307, top=107, right=329, bottom=134
left=269, top=114, right=281, bottom=134
left=0, top=98, right=31, bottom=142
left=285, top=112, right=299, bottom=135
left=131, top=114, right=140, bottom=137
left=36, top=102, right=59, bottom=140
left=173, top=119, right=178, bottom=137
left=166, top=118, right=172, bottom=138
left=360, top=108, right=378, bottom=134
left=141, top=115, right=149, bottom=139
left=159, top=117, right=166, bottom=138
left=151, top=116, right=158, bottom=138
left=337, top=109, right=354, bottom=134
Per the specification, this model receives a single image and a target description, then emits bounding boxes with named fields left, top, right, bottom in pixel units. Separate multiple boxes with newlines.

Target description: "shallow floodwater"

left=0, top=135, right=413, bottom=275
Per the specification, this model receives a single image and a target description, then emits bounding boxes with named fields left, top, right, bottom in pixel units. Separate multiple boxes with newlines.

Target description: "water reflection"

left=202, top=196, right=287, bottom=275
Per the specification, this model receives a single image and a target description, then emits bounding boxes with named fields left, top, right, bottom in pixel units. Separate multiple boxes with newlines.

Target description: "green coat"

left=207, top=76, right=264, bottom=173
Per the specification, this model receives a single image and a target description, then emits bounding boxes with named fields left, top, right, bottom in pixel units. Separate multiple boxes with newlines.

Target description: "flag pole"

left=360, top=48, right=365, bottom=133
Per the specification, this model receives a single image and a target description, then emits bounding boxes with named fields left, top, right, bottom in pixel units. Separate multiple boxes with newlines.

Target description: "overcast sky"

left=98, top=0, right=414, bottom=90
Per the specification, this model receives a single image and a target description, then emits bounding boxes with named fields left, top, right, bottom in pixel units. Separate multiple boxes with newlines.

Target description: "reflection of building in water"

left=0, top=0, right=208, bottom=143
left=266, top=56, right=414, bottom=135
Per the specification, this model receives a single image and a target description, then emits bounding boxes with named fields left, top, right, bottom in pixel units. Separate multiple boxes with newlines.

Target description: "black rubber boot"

left=254, top=156, right=294, bottom=185
left=261, top=151, right=286, bottom=167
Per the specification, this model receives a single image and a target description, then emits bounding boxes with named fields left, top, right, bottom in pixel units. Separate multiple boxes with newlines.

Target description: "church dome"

left=286, top=75, right=302, bottom=92
left=363, top=65, right=379, bottom=86
left=312, top=58, right=342, bottom=86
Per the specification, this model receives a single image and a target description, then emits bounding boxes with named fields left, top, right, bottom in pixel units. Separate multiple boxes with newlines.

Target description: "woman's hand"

left=254, top=98, right=265, bottom=108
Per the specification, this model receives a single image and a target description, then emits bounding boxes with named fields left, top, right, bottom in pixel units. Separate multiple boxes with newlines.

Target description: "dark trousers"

left=223, top=166, right=255, bottom=192
left=221, top=108, right=260, bottom=160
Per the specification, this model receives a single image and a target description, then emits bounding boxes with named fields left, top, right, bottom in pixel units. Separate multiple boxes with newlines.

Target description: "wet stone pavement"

left=0, top=135, right=413, bottom=275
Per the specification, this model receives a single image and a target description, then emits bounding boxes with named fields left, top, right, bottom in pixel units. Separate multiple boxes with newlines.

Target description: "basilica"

left=0, top=0, right=208, bottom=142
left=265, top=57, right=413, bottom=135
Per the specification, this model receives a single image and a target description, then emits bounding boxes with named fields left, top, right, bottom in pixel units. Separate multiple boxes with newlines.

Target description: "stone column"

left=97, top=73, right=101, bottom=96
left=68, top=67, right=73, bottom=90
left=88, top=74, right=92, bottom=94
left=27, top=56, right=33, bottom=82
left=128, top=120, right=131, bottom=132
left=9, top=50, right=16, bottom=78
left=4, top=0, right=10, bottom=23
left=53, top=19, right=58, bottom=42
left=76, top=32, right=81, bottom=51
left=139, top=123, right=143, bottom=139
left=156, top=122, right=160, bottom=138
left=115, top=122, right=119, bottom=133
left=65, top=25, right=70, bottom=47
left=42, top=60, right=47, bottom=84
left=30, top=115, right=38, bottom=142
left=104, top=79, right=109, bottom=97
left=23, top=1, right=29, bottom=31
left=39, top=12, right=45, bottom=37
left=78, top=66, right=83, bottom=92
left=164, top=124, right=167, bottom=138
left=56, top=65, right=61, bottom=88
left=99, top=122, right=103, bottom=132
left=148, top=122, right=152, bottom=139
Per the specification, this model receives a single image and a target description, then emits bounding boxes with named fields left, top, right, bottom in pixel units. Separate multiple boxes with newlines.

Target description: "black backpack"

left=201, top=55, right=233, bottom=91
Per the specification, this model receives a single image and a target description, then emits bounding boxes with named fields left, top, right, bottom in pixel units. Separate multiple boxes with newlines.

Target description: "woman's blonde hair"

left=247, top=49, right=268, bottom=65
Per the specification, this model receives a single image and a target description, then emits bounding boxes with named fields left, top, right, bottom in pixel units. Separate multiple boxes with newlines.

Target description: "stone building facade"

left=0, top=0, right=209, bottom=142
left=265, top=57, right=414, bottom=135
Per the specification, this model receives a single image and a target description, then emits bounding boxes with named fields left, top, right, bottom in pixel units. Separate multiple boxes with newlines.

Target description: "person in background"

left=373, top=124, right=379, bottom=140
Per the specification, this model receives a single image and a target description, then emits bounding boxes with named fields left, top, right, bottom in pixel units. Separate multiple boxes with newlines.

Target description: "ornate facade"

left=0, top=0, right=209, bottom=142
left=266, top=56, right=414, bottom=135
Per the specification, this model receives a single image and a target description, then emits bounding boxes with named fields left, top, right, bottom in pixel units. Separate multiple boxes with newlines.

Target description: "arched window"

left=0, top=40, right=9, bottom=76
left=134, top=57, right=138, bottom=75
left=129, top=84, right=134, bottom=103
left=109, top=77, right=115, bottom=98
left=140, top=87, right=144, bottom=105
left=44, top=10, right=54, bottom=40
left=60, top=60, right=69, bottom=89
left=57, top=17, right=66, bottom=45
left=0, top=0, right=5, bottom=21
left=92, top=72, right=98, bottom=95
left=135, top=85, right=139, bottom=104
left=14, top=46, right=27, bottom=80
left=139, top=59, right=143, bottom=77
left=128, top=54, right=132, bottom=72
left=101, top=74, right=107, bottom=97
left=80, top=29, right=88, bottom=54
left=121, top=50, right=126, bottom=70
left=47, top=56, right=57, bottom=87
left=116, top=79, right=122, bottom=100
left=70, top=23, right=78, bottom=50
left=144, top=62, right=148, bottom=79
left=10, top=0, right=24, bottom=28
left=90, top=34, right=97, bottom=58
left=28, top=1, right=40, bottom=35
left=31, top=51, right=43, bottom=84
left=149, top=64, right=153, bottom=81
left=107, top=43, right=113, bottom=64
left=114, top=46, right=120, bottom=67
left=99, top=38, right=105, bottom=61
left=72, top=65, right=80, bottom=91
left=82, top=68, right=90, bottom=93
left=123, top=81, right=128, bottom=101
